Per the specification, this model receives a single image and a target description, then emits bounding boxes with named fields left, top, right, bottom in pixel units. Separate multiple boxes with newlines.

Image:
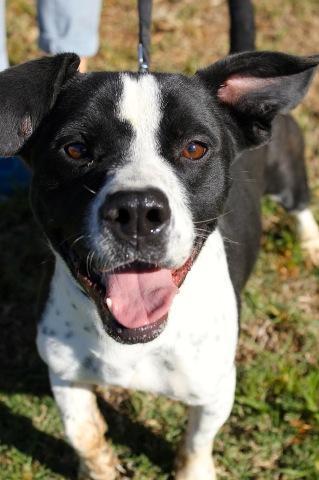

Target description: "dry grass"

left=1, top=1, right=319, bottom=479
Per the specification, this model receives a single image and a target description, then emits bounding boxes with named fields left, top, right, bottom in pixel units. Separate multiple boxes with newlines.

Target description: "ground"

left=0, top=0, right=319, bottom=479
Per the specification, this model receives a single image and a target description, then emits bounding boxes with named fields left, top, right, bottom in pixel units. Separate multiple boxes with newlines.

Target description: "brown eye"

left=65, top=143, right=88, bottom=160
left=181, top=141, right=207, bottom=160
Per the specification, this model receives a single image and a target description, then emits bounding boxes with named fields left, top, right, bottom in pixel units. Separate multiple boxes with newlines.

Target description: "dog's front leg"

left=175, top=367, right=236, bottom=480
left=49, top=371, right=119, bottom=480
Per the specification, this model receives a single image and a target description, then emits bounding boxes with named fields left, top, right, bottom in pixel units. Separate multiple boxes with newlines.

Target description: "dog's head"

left=1, top=52, right=317, bottom=343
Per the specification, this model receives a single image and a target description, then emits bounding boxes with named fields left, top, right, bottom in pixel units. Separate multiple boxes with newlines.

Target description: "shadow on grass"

left=0, top=398, right=174, bottom=478
left=0, top=192, right=51, bottom=397
left=100, top=398, right=175, bottom=475
left=0, top=401, right=78, bottom=479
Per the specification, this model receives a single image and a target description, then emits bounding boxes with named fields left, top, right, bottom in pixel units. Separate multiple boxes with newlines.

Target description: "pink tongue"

left=106, top=268, right=178, bottom=329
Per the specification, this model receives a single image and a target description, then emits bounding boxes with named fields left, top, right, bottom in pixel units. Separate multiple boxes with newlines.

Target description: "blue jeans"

left=37, top=0, right=102, bottom=57
left=0, top=0, right=8, bottom=70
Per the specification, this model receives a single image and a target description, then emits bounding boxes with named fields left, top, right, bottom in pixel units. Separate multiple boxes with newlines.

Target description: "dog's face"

left=0, top=52, right=317, bottom=344
left=31, top=72, right=231, bottom=267
left=29, top=71, right=233, bottom=344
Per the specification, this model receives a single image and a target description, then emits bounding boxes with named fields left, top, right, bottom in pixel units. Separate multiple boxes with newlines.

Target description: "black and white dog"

left=1, top=49, right=319, bottom=479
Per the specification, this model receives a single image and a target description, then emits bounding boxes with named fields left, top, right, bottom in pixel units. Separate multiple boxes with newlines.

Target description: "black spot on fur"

left=82, top=355, right=99, bottom=373
left=163, top=359, right=175, bottom=372
left=41, top=326, right=56, bottom=336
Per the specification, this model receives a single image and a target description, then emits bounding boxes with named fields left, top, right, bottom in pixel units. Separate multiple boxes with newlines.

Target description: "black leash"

left=137, top=0, right=152, bottom=72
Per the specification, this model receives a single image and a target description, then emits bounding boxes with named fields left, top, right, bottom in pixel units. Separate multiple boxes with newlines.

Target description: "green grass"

left=1, top=0, right=319, bottom=479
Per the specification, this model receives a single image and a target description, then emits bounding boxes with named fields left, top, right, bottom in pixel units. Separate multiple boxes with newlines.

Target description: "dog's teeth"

left=106, top=298, right=113, bottom=310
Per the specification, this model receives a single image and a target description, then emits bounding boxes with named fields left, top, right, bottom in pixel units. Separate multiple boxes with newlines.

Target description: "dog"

left=1, top=46, right=319, bottom=480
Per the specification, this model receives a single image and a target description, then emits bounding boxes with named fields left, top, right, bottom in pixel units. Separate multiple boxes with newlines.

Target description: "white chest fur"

left=37, top=229, right=238, bottom=406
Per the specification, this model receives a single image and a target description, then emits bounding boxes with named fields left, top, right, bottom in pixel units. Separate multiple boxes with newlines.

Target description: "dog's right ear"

left=0, top=53, right=80, bottom=156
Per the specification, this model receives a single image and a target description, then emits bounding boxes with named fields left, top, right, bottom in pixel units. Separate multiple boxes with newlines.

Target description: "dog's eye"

left=65, top=143, right=88, bottom=160
left=181, top=141, right=207, bottom=160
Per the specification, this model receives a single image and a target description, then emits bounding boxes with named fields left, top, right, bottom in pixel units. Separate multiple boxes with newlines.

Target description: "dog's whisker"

left=195, top=234, right=210, bottom=240
left=83, top=184, right=97, bottom=195
left=194, top=218, right=218, bottom=225
left=194, top=227, right=211, bottom=232
left=193, top=210, right=233, bottom=225
left=86, top=250, right=93, bottom=275
left=58, top=232, right=88, bottom=246
left=70, top=235, right=85, bottom=248
left=222, top=235, right=241, bottom=245
left=39, top=255, right=54, bottom=266
left=89, top=250, right=96, bottom=272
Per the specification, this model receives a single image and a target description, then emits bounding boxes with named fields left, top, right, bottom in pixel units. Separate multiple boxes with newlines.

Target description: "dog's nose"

left=100, top=188, right=171, bottom=242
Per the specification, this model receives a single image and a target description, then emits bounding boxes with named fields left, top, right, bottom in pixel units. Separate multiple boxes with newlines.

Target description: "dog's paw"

left=175, top=449, right=216, bottom=480
left=301, top=238, right=319, bottom=267
left=78, top=445, right=120, bottom=480
left=295, top=209, right=319, bottom=267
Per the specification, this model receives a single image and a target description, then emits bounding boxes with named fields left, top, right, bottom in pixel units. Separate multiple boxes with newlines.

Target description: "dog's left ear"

left=0, top=53, right=80, bottom=156
left=196, top=51, right=319, bottom=148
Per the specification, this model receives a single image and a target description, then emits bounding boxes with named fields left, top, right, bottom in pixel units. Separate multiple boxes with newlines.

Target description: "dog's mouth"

left=81, top=261, right=178, bottom=344
left=63, top=246, right=196, bottom=344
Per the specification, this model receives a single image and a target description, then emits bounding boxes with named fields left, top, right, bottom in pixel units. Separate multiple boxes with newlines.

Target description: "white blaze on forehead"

left=119, top=74, right=162, bottom=145
left=88, top=73, right=195, bottom=268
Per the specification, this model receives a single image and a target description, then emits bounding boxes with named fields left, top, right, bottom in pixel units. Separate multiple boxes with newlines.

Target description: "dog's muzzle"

left=61, top=188, right=198, bottom=344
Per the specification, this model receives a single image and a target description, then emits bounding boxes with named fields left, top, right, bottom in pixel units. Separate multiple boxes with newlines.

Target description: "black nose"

left=100, top=188, right=171, bottom=243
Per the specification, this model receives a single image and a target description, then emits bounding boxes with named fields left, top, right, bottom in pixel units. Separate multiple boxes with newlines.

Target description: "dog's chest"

left=37, top=230, right=238, bottom=405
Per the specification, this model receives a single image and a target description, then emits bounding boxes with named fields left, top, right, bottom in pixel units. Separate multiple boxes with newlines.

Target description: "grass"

left=1, top=0, right=319, bottom=478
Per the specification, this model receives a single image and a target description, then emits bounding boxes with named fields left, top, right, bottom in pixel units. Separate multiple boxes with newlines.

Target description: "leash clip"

left=138, top=43, right=149, bottom=73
